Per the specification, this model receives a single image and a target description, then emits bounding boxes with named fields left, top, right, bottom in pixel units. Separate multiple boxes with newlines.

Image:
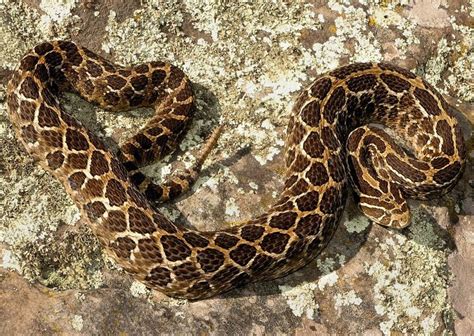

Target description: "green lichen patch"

left=18, top=225, right=104, bottom=290
left=366, top=208, right=453, bottom=335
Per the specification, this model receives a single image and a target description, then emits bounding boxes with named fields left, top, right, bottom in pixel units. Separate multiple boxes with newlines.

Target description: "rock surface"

left=0, top=1, right=472, bottom=335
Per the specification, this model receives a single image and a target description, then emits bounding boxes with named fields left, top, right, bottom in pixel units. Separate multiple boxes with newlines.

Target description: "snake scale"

left=7, top=41, right=465, bottom=299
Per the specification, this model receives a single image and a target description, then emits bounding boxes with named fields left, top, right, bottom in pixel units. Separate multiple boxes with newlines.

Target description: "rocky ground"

left=0, top=0, right=472, bottom=335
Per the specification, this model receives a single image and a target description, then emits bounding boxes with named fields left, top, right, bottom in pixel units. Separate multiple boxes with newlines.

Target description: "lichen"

left=279, top=282, right=319, bottom=320
left=130, top=280, right=150, bottom=298
left=344, top=215, right=370, bottom=233
left=71, top=314, right=83, bottom=332
left=334, top=290, right=363, bottom=310
left=366, top=208, right=451, bottom=335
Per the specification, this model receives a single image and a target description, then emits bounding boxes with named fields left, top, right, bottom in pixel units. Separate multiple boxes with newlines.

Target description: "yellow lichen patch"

left=368, top=16, right=377, bottom=27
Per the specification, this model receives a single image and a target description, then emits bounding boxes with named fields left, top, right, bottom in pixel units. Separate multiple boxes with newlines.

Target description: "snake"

left=7, top=41, right=465, bottom=299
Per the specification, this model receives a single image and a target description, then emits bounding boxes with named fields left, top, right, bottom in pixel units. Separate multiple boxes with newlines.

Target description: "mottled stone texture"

left=0, top=0, right=472, bottom=335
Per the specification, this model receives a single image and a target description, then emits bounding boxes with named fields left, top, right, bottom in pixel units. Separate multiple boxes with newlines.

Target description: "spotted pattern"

left=7, top=41, right=465, bottom=300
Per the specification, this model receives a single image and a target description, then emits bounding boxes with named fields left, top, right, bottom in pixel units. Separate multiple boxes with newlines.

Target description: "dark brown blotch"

left=269, top=211, right=298, bottom=230
left=44, top=51, right=63, bottom=67
left=128, top=207, right=155, bottom=234
left=46, top=151, right=64, bottom=170
left=386, top=153, right=426, bottom=183
left=291, top=122, right=306, bottom=144
left=161, top=235, right=191, bottom=261
left=197, top=248, right=224, bottom=273
left=109, top=159, right=128, bottom=184
left=20, top=77, right=39, bottom=99
left=67, top=153, right=89, bottom=169
left=433, top=161, right=461, bottom=184
left=66, top=128, right=89, bottom=151
left=154, top=214, right=178, bottom=234
left=137, top=238, right=163, bottom=262
left=127, top=187, right=148, bottom=209
left=240, top=225, right=265, bottom=242
left=380, top=73, right=410, bottom=92
left=436, top=120, right=455, bottom=156
left=60, top=41, right=82, bottom=66
left=289, top=178, right=309, bottom=196
left=310, top=77, right=332, bottom=99
left=134, top=64, right=149, bottom=73
left=330, top=63, right=372, bottom=79
left=7, top=94, right=19, bottom=115
left=231, top=272, right=251, bottom=288
left=346, top=74, right=377, bottom=92
left=296, top=191, right=319, bottom=212
left=414, top=87, right=441, bottom=116
left=34, top=42, right=54, bottom=55
left=210, top=266, right=239, bottom=283
left=104, top=210, right=127, bottom=232
left=230, top=244, right=257, bottom=266
left=260, top=232, right=290, bottom=254
left=118, top=69, right=132, bottom=77
left=38, top=104, right=60, bottom=127
left=295, top=214, right=322, bottom=238
left=167, top=67, right=185, bottom=89
left=324, top=86, right=346, bottom=124
left=328, top=154, right=345, bottom=182
left=214, top=233, right=239, bottom=249
left=291, top=154, right=310, bottom=173
left=83, top=79, right=95, bottom=96
left=104, top=91, right=120, bottom=105
left=134, top=133, right=153, bottom=150
left=83, top=178, right=104, bottom=198
left=299, top=100, right=321, bottom=127
left=286, top=240, right=306, bottom=259
left=68, top=172, right=86, bottom=190
left=106, top=75, right=127, bottom=90
left=86, top=60, right=103, bottom=77
left=34, top=64, right=49, bottom=83
left=303, top=131, right=325, bottom=158
left=89, top=151, right=109, bottom=176
left=183, top=232, right=209, bottom=248
left=319, top=186, right=343, bottom=214
left=105, top=179, right=127, bottom=206
left=84, top=201, right=106, bottom=221
left=321, top=126, right=340, bottom=151
left=363, top=134, right=386, bottom=153
left=146, top=126, right=164, bottom=137
left=41, top=130, right=63, bottom=148
left=128, top=93, right=145, bottom=107
left=19, top=100, right=36, bottom=121
left=431, top=157, right=450, bottom=169
left=144, top=184, right=164, bottom=201
left=20, top=55, right=39, bottom=71
left=21, top=125, right=38, bottom=143
left=187, top=281, right=211, bottom=295
left=130, top=75, right=148, bottom=91
left=249, top=254, right=275, bottom=273
left=161, top=117, right=183, bottom=133
left=151, top=69, right=166, bottom=86
left=378, top=63, right=417, bottom=79
left=110, top=236, right=136, bottom=259
left=145, top=266, right=171, bottom=287
left=305, top=162, right=329, bottom=186
left=173, top=262, right=201, bottom=282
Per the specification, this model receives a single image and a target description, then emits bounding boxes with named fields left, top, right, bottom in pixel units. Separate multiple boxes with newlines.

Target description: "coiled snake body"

left=7, top=41, right=465, bottom=299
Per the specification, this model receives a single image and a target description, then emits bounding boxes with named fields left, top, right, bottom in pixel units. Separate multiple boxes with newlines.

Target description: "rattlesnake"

left=7, top=41, right=465, bottom=299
